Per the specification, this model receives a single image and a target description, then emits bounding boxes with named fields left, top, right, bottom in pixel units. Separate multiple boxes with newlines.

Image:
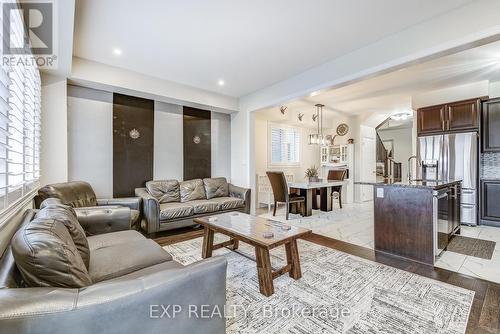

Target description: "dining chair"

left=266, top=171, right=305, bottom=220
left=327, top=170, right=347, bottom=208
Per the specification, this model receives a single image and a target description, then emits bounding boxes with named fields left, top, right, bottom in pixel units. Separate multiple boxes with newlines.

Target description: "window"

left=269, top=123, right=300, bottom=166
left=0, top=4, right=42, bottom=213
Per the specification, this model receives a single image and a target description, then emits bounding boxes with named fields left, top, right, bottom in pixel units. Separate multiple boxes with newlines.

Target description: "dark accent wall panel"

left=183, top=107, right=211, bottom=180
left=113, top=93, right=154, bottom=197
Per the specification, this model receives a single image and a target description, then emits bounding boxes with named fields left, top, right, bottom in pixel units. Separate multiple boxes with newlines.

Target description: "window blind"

left=0, top=1, right=42, bottom=212
left=270, top=124, right=300, bottom=166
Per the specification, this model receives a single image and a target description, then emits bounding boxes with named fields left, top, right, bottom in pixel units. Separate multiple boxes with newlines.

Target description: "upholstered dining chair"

left=327, top=170, right=347, bottom=208
left=266, top=171, right=305, bottom=220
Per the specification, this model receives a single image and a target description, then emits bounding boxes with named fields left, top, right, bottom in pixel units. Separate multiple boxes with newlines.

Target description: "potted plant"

left=305, top=166, right=319, bottom=182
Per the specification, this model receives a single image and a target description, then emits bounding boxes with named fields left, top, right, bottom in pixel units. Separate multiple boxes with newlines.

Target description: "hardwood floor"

left=155, top=229, right=500, bottom=334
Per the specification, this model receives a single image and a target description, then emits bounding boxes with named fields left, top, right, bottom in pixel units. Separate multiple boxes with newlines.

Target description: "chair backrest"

left=327, top=169, right=347, bottom=181
left=36, top=181, right=98, bottom=208
left=266, top=172, right=289, bottom=203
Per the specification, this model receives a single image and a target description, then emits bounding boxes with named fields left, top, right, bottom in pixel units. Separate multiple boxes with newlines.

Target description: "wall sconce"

left=280, top=106, right=287, bottom=115
left=298, top=113, right=304, bottom=121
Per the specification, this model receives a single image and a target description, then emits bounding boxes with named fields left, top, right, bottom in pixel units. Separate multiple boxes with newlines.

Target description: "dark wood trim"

left=183, top=106, right=211, bottom=180
left=112, top=93, right=154, bottom=197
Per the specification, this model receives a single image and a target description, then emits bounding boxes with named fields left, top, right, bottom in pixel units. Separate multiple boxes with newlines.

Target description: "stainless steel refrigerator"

left=418, top=132, right=478, bottom=225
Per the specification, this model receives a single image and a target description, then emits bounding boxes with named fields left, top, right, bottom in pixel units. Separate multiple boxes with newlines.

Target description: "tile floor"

left=257, top=201, right=500, bottom=284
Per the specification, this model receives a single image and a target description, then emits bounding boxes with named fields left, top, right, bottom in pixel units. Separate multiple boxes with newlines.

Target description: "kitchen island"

left=356, top=179, right=462, bottom=265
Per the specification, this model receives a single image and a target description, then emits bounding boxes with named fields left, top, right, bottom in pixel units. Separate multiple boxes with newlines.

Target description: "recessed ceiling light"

left=390, top=111, right=413, bottom=121
left=113, top=48, right=122, bottom=56
left=218, top=79, right=225, bottom=86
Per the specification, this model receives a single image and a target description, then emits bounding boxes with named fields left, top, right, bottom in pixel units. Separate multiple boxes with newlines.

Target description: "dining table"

left=288, top=180, right=347, bottom=216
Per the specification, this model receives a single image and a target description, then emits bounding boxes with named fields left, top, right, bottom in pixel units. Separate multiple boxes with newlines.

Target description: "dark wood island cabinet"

left=357, top=180, right=462, bottom=265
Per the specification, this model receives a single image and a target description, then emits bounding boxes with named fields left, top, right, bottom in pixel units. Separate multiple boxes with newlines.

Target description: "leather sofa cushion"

left=180, top=179, right=206, bottom=202
left=35, top=204, right=90, bottom=269
left=105, top=260, right=184, bottom=282
left=189, top=199, right=221, bottom=214
left=209, top=197, right=245, bottom=210
left=87, top=230, right=146, bottom=251
left=12, top=218, right=92, bottom=288
left=203, top=177, right=229, bottom=199
left=159, top=202, right=194, bottom=220
left=37, top=181, right=98, bottom=208
left=89, top=239, right=172, bottom=282
left=146, top=180, right=180, bottom=203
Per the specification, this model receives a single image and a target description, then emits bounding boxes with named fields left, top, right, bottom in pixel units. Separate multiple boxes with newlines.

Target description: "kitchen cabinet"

left=417, top=105, right=445, bottom=135
left=481, top=180, right=500, bottom=223
left=320, top=145, right=349, bottom=164
left=417, top=98, right=480, bottom=136
left=482, top=98, right=500, bottom=152
left=447, top=99, right=479, bottom=131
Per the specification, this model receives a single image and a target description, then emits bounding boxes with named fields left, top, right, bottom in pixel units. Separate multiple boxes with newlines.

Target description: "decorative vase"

left=309, top=176, right=319, bottom=183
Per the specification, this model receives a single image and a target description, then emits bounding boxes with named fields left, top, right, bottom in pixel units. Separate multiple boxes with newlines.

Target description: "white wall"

left=71, top=57, right=238, bottom=113
left=154, top=102, right=183, bottom=180
left=41, top=75, right=68, bottom=186
left=211, top=112, right=231, bottom=179
left=412, top=81, right=489, bottom=109
left=231, top=110, right=251, bottom=187
left=68, top=86, right=232, bottom=197
left=254, top=119, right=321, bottom=183
left=489, top=81, right=500, bottom=98
left=67, top=85, right=113, bottom=197
left=378, top=127, right=413, bottom=179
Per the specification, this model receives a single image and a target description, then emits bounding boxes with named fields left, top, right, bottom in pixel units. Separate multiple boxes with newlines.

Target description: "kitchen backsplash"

left=481, top=152, right=500, bottom=179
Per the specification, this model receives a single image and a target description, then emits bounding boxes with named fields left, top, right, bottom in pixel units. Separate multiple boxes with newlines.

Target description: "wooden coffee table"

left=194, top=212, right=312, bottom=297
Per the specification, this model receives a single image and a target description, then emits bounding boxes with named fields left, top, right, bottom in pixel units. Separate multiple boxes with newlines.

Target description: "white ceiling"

left=73, top=0, right=473, bottom=97
left=257, top=40, right=500, bottom=123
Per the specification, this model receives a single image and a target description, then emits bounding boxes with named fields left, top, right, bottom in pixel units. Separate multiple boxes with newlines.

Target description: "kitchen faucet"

left=408, top=155, right=422, bottom=182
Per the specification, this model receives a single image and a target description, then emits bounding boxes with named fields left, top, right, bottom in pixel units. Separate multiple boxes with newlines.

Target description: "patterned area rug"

left=164, top=238, right=474, bottom=334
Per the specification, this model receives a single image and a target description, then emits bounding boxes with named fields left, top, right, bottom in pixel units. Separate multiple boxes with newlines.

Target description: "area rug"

left=164, top=237, right=474, bottom=334
left=447, top=235, right=496, bottom=260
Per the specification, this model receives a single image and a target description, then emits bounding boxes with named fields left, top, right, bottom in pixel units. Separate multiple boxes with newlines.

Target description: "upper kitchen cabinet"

left=417, top=105, right=445, bottom=135
left=482, top=98, right=500, bottom=152
left=417, top=98, right=481, bottom=136
left=447, top=99, right=480, bottom=131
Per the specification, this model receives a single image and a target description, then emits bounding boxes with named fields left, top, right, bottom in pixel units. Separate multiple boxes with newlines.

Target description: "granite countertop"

left=355, top=178, right=462, bottom=189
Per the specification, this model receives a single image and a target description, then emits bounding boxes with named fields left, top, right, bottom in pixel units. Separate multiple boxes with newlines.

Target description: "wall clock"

left=336, top=123, right=349, bottom=136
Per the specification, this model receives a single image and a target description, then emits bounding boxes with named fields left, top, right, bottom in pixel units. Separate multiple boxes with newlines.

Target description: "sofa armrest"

left=135, top=188, right=160, bottom=234
left=96, top=197, right=142, bottom=211
left=229, top=184, right=251, bottom=214
left=0, top=257, right=227, bottom=334
left=74, top=206, right=131, bottom=236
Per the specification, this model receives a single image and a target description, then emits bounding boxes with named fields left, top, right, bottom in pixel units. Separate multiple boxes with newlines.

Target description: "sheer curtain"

left=0, top=1, right=42, bottom=212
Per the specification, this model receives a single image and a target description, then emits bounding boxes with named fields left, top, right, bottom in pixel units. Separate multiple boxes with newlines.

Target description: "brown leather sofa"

left=135, top=177, right=250, bottom=235
left=35, top=181, right=142, bottom=234
left=0, top=198, right=227, bottom=334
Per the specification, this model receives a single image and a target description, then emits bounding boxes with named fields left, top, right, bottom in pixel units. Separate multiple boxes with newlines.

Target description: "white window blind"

left=269, top=124, right=300, bottom=166
left=0, top=1, right=42, bottom=212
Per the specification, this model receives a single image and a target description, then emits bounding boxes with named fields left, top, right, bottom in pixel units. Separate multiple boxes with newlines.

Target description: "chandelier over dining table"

left=308, top=103, right=328, bottom=145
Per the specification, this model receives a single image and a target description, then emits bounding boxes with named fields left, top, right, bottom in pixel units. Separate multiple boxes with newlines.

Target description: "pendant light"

left=308, top=104, right=325, bottom=145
